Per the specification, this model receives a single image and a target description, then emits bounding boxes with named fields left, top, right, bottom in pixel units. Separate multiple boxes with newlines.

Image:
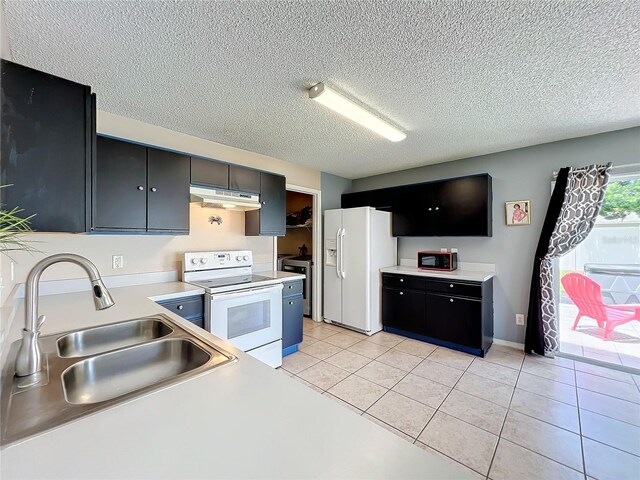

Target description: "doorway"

left=557, top=170, right=640, bottom=373
left=275, top=185, right=322, bottom=322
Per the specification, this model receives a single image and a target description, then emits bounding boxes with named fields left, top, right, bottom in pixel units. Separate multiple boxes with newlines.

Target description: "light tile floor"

left=280, top=318, right=640, bottom=480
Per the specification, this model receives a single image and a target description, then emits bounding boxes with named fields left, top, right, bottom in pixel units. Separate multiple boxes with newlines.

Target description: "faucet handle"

left=37, top=315, right=46, bottom=330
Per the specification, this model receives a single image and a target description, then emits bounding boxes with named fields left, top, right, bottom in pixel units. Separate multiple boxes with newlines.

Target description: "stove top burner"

left=191, top=274, right=274, bottom=289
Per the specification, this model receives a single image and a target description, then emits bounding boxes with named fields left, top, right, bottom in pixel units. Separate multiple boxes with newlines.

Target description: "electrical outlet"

left=451, top=248, right=459, bottom=253
left=440, top=248, right=448, bottom=252
left=112, top=255, right=124, bottom=269
left=516, top=314, right=525, bottom=325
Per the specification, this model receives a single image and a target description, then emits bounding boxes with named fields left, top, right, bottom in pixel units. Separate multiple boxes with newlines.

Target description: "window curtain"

left=525, top=163, right=612, bottom=356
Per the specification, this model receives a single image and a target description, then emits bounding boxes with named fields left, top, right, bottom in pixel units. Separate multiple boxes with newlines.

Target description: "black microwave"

left=417, top=251, right=458, bottom=271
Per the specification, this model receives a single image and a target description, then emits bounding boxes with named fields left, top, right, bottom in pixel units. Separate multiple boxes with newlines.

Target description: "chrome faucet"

left=15, top=254, right=115, bottom=377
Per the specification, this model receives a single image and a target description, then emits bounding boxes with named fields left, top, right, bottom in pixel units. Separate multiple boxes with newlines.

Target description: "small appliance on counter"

left=417, top=251, right=458, bottom=271
left=182, top=250, right=283, bottom=368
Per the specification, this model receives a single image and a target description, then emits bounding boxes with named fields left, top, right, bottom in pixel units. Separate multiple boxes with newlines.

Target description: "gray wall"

left=321, top=172, right=352, bottom=213
left=351, top=127, right=640, bottom=344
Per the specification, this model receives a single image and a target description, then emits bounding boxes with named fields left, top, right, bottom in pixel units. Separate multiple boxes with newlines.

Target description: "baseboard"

left=493, top=338, right=525, bottom=351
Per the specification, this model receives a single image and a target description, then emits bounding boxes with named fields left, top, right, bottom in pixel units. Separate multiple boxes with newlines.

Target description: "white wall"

left=0, top=112, right=320, bottom=305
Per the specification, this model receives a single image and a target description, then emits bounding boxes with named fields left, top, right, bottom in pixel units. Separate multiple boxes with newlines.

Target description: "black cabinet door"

left=191, top=157, right=229, bottom=189
left=93, top=136, right=147, bottom=231
left=425, top=293, right=482, bottom=348
left=282, top=294, right=304, bottom=348
left=246, top=172, right=286, bottom=236
left=1, top=60, right=93, bottom=232
left=229, top=165, right=260, bottom=193
left=259, top=172, right=286, bottom=235
left=392, top=182, right=445, bottom=236
left=147, top=147, right=191, bottom=232
left=382, top=287, right=427, bottom=335
left=439, top=175, right=492, bottom=236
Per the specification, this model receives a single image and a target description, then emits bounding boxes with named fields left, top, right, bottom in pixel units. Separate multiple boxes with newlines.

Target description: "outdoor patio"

left=559, top=303, right=640, bottom=371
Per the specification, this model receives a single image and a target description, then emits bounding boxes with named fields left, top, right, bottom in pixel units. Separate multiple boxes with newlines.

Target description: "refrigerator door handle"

left=339, top=228, right=346, bottom=279
left=335, top=228, right=342, bottom=279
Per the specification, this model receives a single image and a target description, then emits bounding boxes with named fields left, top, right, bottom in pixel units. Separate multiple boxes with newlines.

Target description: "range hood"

left=190, top=186, right=261, bottom=211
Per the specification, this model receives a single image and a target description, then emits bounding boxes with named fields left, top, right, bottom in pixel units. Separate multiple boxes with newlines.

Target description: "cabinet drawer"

left=282, top=280, right=303, bottom=298
left=157, top=296, right=204, bottom=321
left=382, top=274, right=426, bottom=291
left=424, top=279, right=482, bottom=298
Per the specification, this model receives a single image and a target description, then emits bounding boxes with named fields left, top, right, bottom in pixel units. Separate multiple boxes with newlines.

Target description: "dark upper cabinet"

left=93, top=136, right=147, bottom=231
left=147, top=148, right=190, bottom=232
left=1, top=59, right=95, bottom=232
left=229, top=165, right=260, bottom=193
left=191, top=157, right=229, bottom=189
left=342, top=174, right=492, bottom=237
left=93, top=137, right=190, bottom=233
left=245, top=172, right=286, bottom=236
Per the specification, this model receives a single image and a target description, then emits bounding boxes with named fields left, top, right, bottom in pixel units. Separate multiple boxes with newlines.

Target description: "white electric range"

left=182, top=250, right=283, bottom=368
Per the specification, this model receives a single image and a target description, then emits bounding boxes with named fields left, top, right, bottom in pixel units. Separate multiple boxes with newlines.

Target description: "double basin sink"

left=1, top=314, right=236, bottom=445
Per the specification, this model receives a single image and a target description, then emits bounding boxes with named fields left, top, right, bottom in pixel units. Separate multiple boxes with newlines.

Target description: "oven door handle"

left=209, top=283, right=283, bottom=299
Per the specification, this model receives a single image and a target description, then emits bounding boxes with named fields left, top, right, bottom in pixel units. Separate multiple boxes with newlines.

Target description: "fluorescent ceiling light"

left=309, top=83, right=406, bottom=142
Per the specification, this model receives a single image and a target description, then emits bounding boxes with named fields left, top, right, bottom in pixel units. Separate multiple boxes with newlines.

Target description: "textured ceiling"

left=3, top=0, right=640, bottom=179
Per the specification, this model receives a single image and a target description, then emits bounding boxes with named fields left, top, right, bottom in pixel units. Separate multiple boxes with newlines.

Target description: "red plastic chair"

left=561, top=273, right=640, bottom=340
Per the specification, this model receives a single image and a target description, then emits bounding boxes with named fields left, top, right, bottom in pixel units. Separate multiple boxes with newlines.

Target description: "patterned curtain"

left=526, top=164, right=612, bottom=356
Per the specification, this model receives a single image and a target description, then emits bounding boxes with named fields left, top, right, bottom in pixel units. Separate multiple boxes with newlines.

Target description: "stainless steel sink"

left=1, top=314, right=236, bottom=446
left=57, top=318, right=173, bottom=358
left=63, top=338, right=210, bottom=404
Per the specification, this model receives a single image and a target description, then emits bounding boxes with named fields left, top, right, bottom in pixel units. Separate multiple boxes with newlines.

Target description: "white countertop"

left=381, top=265, right=496, bottom=282
left=0, top=280, right=472, bottom=479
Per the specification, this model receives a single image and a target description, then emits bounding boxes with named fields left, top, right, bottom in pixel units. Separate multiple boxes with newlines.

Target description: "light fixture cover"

left=309, top=83, right=406, bottom=142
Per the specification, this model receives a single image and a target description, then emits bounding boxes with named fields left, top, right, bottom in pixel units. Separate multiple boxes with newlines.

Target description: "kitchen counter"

left=381, top=265, right=496, bottom=282
left=1, top=280, right=472, bottom=479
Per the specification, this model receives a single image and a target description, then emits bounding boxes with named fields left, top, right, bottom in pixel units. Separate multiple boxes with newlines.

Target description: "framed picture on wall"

left=505, top=200, right=531, bottom=226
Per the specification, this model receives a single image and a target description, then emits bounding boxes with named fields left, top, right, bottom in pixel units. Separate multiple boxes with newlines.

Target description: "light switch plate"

left=516, top=314, right=525, bottom=325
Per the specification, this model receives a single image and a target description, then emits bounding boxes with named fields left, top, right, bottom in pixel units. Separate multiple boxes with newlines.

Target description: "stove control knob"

left=243, top=255, right=249, bottom=261
left=200, top=258, right=208, bottom=264
left=190, top=258, right=198, bottom=265
left=236, top=255, right=242, bottom=261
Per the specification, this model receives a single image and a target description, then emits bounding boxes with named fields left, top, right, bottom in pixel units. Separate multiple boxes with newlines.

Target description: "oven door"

left=207, top=284, right=283, bottom=352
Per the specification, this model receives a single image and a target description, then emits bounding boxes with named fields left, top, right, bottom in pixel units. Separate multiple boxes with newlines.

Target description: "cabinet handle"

left=289, top=301, right=294, bottom=305
left=137, top=185, right=144, bottom=191
left=435, top=207, right=440, bottom=211
left=399, top=292, right=404, bottom=296
left=150, top=187, right=157, bottom=192
left=177, top=305, right=184, bottom=310
left=450, top=298, right=454, bottom=303
left=450, top=284, right=454, bottom=288
left=288, top=285, right=293, bottom=289
left=262, top=201, right=266, bottom=205
left=399, top=278, right=404, bottom=283
left=428, top=207, right=432, bottom=211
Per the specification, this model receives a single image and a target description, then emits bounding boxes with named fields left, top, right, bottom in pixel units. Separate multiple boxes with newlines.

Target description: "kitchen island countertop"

left=0, top=280, right=473, bottom=479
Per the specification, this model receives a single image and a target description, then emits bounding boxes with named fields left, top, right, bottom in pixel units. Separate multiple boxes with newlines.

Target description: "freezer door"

left=341, top=207, right=371, bottom=332
left=323, top=209, right=343, bottom=323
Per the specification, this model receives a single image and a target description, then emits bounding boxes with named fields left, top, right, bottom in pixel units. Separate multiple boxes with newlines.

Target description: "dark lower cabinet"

left=245, top=172, right=286, bottom=236
left=147, top=148, right=190, bottom=232
left=382, top=273, right=493, bottom=356
left=282, top=280, right=304, bottom=353
left=1, top=59, right=95, bottom=232
left=381, top=287, right=427, bottom=335
left=156, top=295, right=205, bottom=329
left=425, top=293, right=482, bottom=348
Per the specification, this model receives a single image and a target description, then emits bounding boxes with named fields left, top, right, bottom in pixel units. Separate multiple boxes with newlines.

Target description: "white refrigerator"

left=323, top=207, right=397, bottom=334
